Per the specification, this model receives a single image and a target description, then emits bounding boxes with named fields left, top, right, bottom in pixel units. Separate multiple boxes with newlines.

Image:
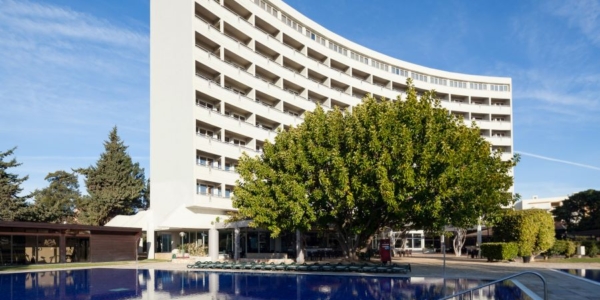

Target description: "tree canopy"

left=23, top=171, right=81, bottom=224
left=75, top=127, right=146, bottom=226
left=0, top=147, right=30, bottom=221
left=553, top=189, right=600, bottom=232
left=233, top=80, right=517, bottom=257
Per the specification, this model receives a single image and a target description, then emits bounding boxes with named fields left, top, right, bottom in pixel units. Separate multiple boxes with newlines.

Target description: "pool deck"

left=3, top=254, right=599, bottom=299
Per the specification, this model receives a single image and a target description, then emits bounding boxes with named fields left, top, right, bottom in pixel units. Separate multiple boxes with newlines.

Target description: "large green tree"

left=553, top=189, right=600, bottom=232
left=233, top=80, right=517, bottom=259
left=23, top=171, right=81, bottom=223
left=0, top=147, right=30, bottom=221
left=75, top=127, right=146, bottom=226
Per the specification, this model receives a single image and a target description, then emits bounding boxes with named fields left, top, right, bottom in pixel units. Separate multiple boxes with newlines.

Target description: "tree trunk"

left=337, top=233, right=358, bottom=260
left=453, top=228, right=467, bottom=257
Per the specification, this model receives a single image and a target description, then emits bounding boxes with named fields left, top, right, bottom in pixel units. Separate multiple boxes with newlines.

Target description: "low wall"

left=246, top=253, right=287, bottom=260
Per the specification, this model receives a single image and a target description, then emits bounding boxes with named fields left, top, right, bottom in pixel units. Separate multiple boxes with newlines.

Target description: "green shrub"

left=481, top=242, right=518, bottom=261
left=493, top=209, right=555, bottom=256
left=581, top=240, right=599, bottom=257
left=564, top=241, right=577, bottom=257
left=546, top=240, right=567, bottom=256
left=546, top=240, right=577, bottom=258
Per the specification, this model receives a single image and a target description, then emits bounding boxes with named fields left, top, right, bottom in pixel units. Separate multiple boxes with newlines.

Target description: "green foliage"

left=233, top=79, right=517, bottom=257
left=0, top=147, right=30, bottom=221
left=493, top=209, right=555, bottom=256
left=21, top=171, right=81, bottom=223
left=75, top=127, right=146, bottom=226
left=141, top=178, right=150, bottom=210
left=581, top=240, right=599, bottom=257
left=546, top=240, right=577, bottom=258
left=481, top=242, right=518, bottom=261
left=553, top=190, right=600, bottom=232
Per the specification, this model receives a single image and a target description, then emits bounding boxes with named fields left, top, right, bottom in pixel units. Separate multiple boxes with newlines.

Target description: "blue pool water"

left=558, top=269, right=600, bottom=284
left=0, top=268, right=529, bottom=300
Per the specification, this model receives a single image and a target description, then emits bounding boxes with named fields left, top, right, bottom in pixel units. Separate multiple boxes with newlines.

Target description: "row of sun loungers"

left=186, top=261, right=411, bottom=274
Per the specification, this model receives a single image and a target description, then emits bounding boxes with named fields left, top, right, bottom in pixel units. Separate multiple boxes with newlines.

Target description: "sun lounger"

left=296, top=263, right=309, bottom=271
left=285, top=262, right=299, bottom=271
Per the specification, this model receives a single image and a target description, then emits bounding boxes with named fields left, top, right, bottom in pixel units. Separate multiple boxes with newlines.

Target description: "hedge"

left=493, top=209, right=555, bottom=256
left=581, top=240, right=599, bottom=257
left=481, top=242, right=518, bottom=261
left=545, top=240, right=577, bottom=258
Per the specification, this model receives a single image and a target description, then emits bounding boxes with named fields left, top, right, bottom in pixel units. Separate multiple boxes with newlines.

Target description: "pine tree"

left=26, top=171, right=80, bottom=224
left=0, top=147, right=30, bottom=221
left=75, top=127, right=146, bottom=226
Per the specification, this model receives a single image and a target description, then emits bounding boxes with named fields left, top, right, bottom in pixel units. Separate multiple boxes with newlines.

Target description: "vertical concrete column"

left=367, top=74, right=373, bottom=84
left=324, top=98, right=331, bottom=108
left=295, top=230, right=304, bottom=263
left=234, top=227, right=240, bottom=261
left=247, top=89, right=256, bottom=101
left=209, top=227, right=219, bottom=261
left=147, top=211, right=155, bottom=259
left=59, top=233, right=66, bottom=263
left=324, top=57, right=330, bottom=67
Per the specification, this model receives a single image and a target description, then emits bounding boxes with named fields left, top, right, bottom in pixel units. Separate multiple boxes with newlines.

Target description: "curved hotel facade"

left=113, top=0, right=514, bottom=259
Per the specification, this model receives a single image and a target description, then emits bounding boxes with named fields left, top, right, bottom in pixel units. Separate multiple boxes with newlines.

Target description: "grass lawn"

left=0, top=259, right=170, bottom=272
left=545, top=257, right=600, bottom=263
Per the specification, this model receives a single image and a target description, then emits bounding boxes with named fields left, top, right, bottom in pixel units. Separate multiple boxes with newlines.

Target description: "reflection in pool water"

left=558, top=269, right=600, bottom=284
left=0, top=268, right=529, bottom=300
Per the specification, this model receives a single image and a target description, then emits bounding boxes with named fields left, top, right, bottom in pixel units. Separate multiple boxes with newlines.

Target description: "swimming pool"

left=0, top=268, right=530, bottom=299
left=558, top=269, right=600, bottom=285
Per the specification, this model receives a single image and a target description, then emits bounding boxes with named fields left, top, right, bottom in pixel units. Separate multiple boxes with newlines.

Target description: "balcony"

left=190, top=192, right=235, bottom=211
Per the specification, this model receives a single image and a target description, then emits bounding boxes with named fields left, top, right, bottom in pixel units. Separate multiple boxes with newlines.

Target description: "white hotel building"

left=109, top=0, right=513, bottom=260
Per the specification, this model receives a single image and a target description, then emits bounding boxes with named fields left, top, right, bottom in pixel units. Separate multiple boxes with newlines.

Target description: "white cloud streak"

left=516, top=151, right=600, bottom=171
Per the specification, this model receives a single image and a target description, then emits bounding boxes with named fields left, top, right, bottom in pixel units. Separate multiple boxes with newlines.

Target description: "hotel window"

left=225, top=163, right=236, bottom=171
left=391, top=67, right=408, bottom=77
left=225, top=188, right=233, bottom=198
left=328, top=41, right=348, bottom=56
left=197, top=184, right=210, bottom=195
left=490, top=84, right=510, bottom=92
left=411, top=72, right=428, bottom=82
left=431, top=76, right=447, bottom=86
left=470, top=82, right=487, bottom=90
left=257, top=1, right=278, bottom=17
left=225, top=111, right=246, bottom=121
left=281, top=15, right=303, bottom=33
left=197, top=128, right=213, bottom=137
left=371, top=59, right=389, bottom=71
left=196, top=100, right=216, bottom=110
left=351, top=52, right=369, bottom=65
left=225, top=137, right=246, bottom=146
left=449, top=80, right=467, bottom=88
left=306, top=30, right=326, bottom=46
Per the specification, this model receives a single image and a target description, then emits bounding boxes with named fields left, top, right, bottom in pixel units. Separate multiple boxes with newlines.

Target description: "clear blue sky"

left=0, top=0, right=599, bottom=200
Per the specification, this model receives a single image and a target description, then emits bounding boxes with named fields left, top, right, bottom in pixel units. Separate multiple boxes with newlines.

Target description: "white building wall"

left=145, top=0, right=515, bottom=258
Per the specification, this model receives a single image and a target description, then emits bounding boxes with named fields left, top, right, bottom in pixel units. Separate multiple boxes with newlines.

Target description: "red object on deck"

left=379, top=239, right=391, bottom=263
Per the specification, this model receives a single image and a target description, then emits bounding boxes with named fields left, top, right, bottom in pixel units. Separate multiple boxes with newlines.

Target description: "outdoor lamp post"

left=179, top=232, right=185, bottom=254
